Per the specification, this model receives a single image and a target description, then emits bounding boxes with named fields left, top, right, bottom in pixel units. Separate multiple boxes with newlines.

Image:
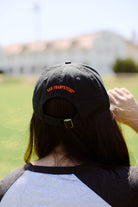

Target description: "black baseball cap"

left=33, top=62, right=110, bottom=128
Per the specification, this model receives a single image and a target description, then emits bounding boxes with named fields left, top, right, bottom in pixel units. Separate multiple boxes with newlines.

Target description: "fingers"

left=108, top=89, right=122, bottom=101
left=108, top=87, right=138, bottom=114
left=114, top=88, right=125, bottom=96
left=120, top=88, right=130, bottom=95
left=108, top=88, right=138, bottom=132
left=108, top=88, right=123, bottom=105
left=108, top=91, right=116, bottom=105
left=108, top=88, right=126, bottom=98
left=108, top=88, right=132, bottom=105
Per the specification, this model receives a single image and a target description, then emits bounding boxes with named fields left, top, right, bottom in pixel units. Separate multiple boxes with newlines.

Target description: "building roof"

left=3, top=31, right=138, bottom=56
left=3, top=33, right=99, bottom=55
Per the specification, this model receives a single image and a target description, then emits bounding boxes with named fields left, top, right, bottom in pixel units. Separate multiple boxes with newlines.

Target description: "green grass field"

left=0, top=74, right=138, bottom=179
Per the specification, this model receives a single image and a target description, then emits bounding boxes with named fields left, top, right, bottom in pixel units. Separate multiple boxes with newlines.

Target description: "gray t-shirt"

left=0, top=162, right=138, bottom=206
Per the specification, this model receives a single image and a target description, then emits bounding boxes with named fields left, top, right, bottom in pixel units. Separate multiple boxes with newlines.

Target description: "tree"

left=112, top=58, right=138, bottom=73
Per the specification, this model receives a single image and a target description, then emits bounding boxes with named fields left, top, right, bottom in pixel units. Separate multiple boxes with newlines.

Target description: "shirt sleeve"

left=0, top=166, right=25, bottom=202
left=75, top=165, right=138, bottom=207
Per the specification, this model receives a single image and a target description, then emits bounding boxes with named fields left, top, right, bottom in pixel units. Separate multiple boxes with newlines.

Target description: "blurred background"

left=0, top=0, right=138, bottom=178
left=0, top=0, right=138, bottom=75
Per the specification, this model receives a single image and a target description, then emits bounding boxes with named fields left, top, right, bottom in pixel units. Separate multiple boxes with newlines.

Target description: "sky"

left=0, top=0, right=138, bottom=46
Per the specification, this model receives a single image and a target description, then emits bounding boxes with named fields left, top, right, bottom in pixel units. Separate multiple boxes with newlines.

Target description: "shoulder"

left=129, top=166, right=138, bottom=183
left=75, top=163, right=138, bottom=207
left=0, top=165, right=26, bottom=202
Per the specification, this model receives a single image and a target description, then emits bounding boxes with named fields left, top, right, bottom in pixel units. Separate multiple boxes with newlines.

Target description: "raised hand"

left=108, top=88, right=138, bottom=133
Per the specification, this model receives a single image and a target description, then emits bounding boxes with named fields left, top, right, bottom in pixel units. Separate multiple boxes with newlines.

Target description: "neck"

left=32, top=146, right=80, bottom=167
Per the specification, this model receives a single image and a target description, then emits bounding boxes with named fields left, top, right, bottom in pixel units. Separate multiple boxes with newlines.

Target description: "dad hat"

left=33, top=62, right=110, bottom=128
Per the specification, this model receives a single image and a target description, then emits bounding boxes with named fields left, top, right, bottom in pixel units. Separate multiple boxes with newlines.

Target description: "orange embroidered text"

left=47, top=85, right=75, bottom=93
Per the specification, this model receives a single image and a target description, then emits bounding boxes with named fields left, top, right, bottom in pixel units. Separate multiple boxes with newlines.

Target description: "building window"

left=20, top=67, right=24, bottom=74
left=43, top=65, right=47, bottom=69
left=45, top=43, right=53, bottom=49
left=31, top=66, right=36, bottom=74
left=70, top=40, right=79, bottom=47
left=21, top=45, right=28, bottom=52
left=7, top=67, right=13, bottom=74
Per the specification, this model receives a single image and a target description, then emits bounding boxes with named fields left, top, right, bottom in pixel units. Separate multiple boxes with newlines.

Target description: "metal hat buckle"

left=64, top=119, right=74, bottom=128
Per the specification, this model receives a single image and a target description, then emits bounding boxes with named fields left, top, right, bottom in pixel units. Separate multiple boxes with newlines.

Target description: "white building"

left=1, top=31, right=138, bottom=75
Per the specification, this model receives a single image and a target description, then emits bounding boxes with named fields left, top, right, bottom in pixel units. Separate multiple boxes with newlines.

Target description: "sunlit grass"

left=0, top=74, right=138, bottom=179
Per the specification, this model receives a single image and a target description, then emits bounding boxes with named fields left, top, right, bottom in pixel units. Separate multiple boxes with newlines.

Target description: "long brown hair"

left=24, top=98, right=130, bottom=166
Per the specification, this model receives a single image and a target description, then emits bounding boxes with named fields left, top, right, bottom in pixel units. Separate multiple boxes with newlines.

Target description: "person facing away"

left=0, top=62, right=138, bottom=207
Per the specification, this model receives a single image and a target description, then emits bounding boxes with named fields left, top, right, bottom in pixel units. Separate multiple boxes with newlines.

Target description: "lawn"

left=0, top=74, right=138, bottom=179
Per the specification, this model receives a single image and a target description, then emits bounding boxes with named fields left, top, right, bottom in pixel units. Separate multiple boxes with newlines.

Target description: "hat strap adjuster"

left=64, top=119, right=74, bottom=128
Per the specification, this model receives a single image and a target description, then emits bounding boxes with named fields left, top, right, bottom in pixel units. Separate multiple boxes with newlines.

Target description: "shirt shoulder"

left=75, top=164, right=138, bottom=207
left=0, top=165, right=26, bottom=202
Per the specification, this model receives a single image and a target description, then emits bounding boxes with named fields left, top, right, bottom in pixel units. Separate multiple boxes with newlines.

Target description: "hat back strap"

left=42, top=113, right=80, bottom=128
